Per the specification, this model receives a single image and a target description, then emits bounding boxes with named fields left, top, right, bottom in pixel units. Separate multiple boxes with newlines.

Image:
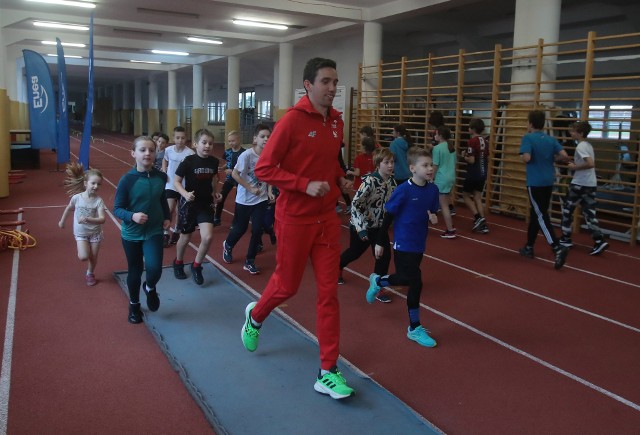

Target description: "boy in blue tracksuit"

left=367, top=147, right=440, bottom=347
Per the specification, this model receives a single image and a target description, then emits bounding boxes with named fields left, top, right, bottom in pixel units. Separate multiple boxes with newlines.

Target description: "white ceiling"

left=2, top=0, right=639, bottom=92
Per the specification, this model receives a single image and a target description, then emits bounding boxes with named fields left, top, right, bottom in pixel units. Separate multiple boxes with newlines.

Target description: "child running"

left=58, top=162, right=107, bottom=286
left=214, top=130, right=245, bottom=227
left=367, top=147, right=440, bottom=347
left=172, top=128, right=222, bottom=285
left=560, top=121, right=609, bottom=255
left=339, top=147, right=396, bottom=303
left=222, top=124, right=271, bottom=274
left=462, top=118, right=490, bottom=234
left=113, top=136, right=170, bottom=324
left=154, top=133, right=169, bottom=171
left=347, top=136, right=376, bottom=191
left=162, top=126, right=194, bottom=247
left=432, top=126, right=457, bottom=238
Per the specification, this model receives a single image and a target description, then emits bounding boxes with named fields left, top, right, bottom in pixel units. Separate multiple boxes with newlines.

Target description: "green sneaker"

left=241, top=302, right=260, bottom=352
left=313, top=367, right=354, bottom=400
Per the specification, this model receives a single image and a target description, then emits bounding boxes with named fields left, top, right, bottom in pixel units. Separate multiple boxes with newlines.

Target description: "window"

left=238, top=91, right=255, bottom=109
left=587, top=104, right=632, bottom=140
left=207, top=102, right=226, bottom=123
left=258, top=100, right=271, bottom=119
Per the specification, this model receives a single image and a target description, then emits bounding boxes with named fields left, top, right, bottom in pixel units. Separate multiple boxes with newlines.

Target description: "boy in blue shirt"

left=519, top=110, right=569, bottom=269
left=367, top=147, right=440, bottom=347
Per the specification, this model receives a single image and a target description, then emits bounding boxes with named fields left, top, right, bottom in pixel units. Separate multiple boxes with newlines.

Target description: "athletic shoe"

left=128, top=303, right=143, bottom=324
left=191, top=263, right=204, bottom=285
left=243, top=260, right=260, bottom=275
left=472, top=217, right=486, bottom=232
left=366, top=273, right=381, bottom=304
left=222, top=240, right=233, bottom=264
left=162, top=233, right=170, bottom=248
left=213, top=218, right=221, bottom=227
left=519, top=246, right=535, bottom=259
left=143, top=281, right=160, bottom=311
left=313, top=367, right=354, bottom=400
left=449, top=206, right=456, bottom=216
left=441, top=229, right=457, bottom=239
left=241, top=302, right=259, bottom=352
left=338, top=276, right=345, bottom=285
left=85, top=273, right=97, bottom=286
left=169, top=232, right=180, bottom=245
left=173, top=260, right=187, bottom=280
left=559, top=236, right=573, bottom=248
left=343, top=206, right=351, bottom=215
left=375, top=291, right=391, bottom=303
left=589, top=240, right=609, bottom=256
left=554, top=245, right=569, bottom=270
left=407, top=325, right=437, bottom=347
left=479, top=224, right=490, bottom=234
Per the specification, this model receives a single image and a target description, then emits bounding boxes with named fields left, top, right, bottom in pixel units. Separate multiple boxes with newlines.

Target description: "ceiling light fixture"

left=187, top=37, right=223, bottom=45
left=34, top=21, right=89, bottom=30
left=232, top=19, right=288, bottom=30
left=42, top=40, right=86, bottom=48
left=151, top=49, right=189, bottom=56
left=48, top=53, right=83, bottom=58
left=130, top=60, right=162, bottom=64
left=26, top=0, right=96, bottom=8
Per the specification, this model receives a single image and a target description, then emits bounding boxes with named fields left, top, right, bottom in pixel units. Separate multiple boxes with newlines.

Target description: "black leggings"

left=387, top=250, right=423, bottom=310
left=226, top=201, right=268, bottom=261
left=339, top=226, right=390, bottom=276
left=121, top=234, right=164, bottom=303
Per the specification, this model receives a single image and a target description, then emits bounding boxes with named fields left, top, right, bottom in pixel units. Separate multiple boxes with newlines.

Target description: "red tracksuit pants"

left=251, top=216, right=341, bottom=371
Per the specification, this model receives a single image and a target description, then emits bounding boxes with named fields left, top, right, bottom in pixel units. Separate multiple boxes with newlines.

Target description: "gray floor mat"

left=114, top=263, right=442, bottom=435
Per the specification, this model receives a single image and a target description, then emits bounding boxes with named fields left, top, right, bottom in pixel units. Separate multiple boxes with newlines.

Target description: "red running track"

left=1, top=131, right=638, bottom=434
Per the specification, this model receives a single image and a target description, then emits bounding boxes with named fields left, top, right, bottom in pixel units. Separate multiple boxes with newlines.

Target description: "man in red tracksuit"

left=239, top=58, right=355, bottom=400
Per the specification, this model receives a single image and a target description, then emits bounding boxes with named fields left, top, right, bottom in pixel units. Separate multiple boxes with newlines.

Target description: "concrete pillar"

left=148, top=77, right=160, bottom=135
left=133, top=79, right=143, bottom=135
left=361, top=22, right=383, bottom=135
left=0, top=30, right=8, bottom=197
left=225, top=56, right=240, bottom=140
left=121, top=82, right=132, bottom=134
left=192, top=64, right=204, bottom=133
left=275, top=43, right=293, bottom=120
left=167, top=70, right=178, bottom=134
left=510, top=0, right=561, bottom=103
left=203, top=76, right=209, bottom=125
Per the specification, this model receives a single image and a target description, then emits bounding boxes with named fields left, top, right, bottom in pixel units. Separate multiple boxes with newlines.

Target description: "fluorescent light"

left=187, top=37, right=223, bottom=45
left=151, top=49, right=189, bottom=56
left=34, top=21, right=89, bottom=30
left=48, top=53, right=83, bottom=58
left=232, top=19, right=288, bottom=30
left=26, top=0, right=96, bottom=8
left=42, top=40, right=86, bottom=48
left=130, top=60, right=162, bottom=64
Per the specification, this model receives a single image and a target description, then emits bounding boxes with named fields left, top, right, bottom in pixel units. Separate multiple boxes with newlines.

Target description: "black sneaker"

left=480, top=224, right=489, bottom=234
left=519, top=245, right=535, bottom=259
left=222, top=240, right=233, bottom=264
left=128, top=303, right=143, bottom=324
left=559, top=236, right=573, bottom=248
left=143, top=281, right=160, bottom=312
left=191, top=263, right=204, bottom=285
left=449, top=206, right=456, bottom=216
left=472, top=217, right=486, bottom=232
left=170, top=232, right=180, bottom=245
left=338, top=276, right=345, bottom=285
left=213, top=218, right=221, bottom=227
left=163, top=233, right=170, bottom=248
left=554, top=245, right=569, bottom=270
left=589, top=240, right=609, bottom=256
left=375, top=291, right=391, bottom=303
left=173, top=260, right=187, bottom=280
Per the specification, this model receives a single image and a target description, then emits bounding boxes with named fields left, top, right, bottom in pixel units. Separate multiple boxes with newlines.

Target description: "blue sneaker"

left=407, top=326, right=437, bottom=347
left=222, top=240, right=233, bottom=264
left=366, top=273, right=380, bottom=304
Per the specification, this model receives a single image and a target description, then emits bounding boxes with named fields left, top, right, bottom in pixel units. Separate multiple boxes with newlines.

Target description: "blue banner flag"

left=78, top=12, right=94, bottom=169
left=56, top=38, right=70, bottom=164
left=22, top=49, right=57, bottom=150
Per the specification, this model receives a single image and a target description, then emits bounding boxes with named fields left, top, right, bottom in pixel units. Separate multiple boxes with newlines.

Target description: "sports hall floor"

left=0, top=131, right=639, bottom=434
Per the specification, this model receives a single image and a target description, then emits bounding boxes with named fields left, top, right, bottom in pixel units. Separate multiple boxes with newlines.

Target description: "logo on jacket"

left=331, top=119, right=338, bottom=128
left=332, top=131, right=338, bottom=138
left=308, top=131, right=316, bottom=137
